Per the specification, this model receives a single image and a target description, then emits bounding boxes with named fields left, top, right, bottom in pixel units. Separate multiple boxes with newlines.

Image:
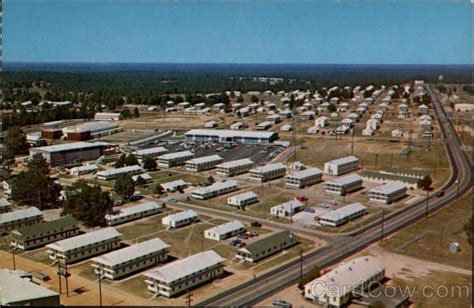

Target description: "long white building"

left=191, top=180, right=239, bottom=200
left=134, top=146, right=169, bottom=161
left=368, top=181, right=407, bottom=204
left=162, top=210, right=198, bottom=228
left=204, top=220, right=245, bottom=241
left=91, top=237, right=170, bottom=280
left=270, top=199, right=304, bottom=218
left=157, top=151, right=194, bottom=168
left=70, top=164, right=99, bottom=176
left=0, top=207, right=43, bottom=235
left=285, top=167, right=322, bottom=188
left=325, top=174, right=363, bottom=196
left=186, top=155, right=224, bottom=172
left=319, top=202, right=367, bottom=227
left=235, top=230, right=296, bottom=263
left=249, top=163, right=286, bottom=182
left=46, top=227, right=122, bottom=263
left=227, top=191, right=258, bottom=207
left=105, top=202, right=163, bottom=226
left=216, top=158, right=254, bottom=177
left=144, top=250, right=225, bottom=297
left=185, top=129, right=278, bottom=145
left=304, top=256, right=385, bottom=307
left=96, top=165, right=143, bottom=181
left=324, top=156, right=359, bottom=176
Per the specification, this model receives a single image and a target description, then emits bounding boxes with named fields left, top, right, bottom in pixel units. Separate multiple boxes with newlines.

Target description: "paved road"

left=196, top=85, right=473, bottom=306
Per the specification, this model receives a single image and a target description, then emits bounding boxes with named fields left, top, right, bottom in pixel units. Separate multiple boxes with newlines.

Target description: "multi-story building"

left=144, top=250, right=225, bottom=297
left=0, top=207, right=43, bottom=235
left=91, top=237, right=170, bottom=280
left=134, top=146, right=169, bottom=162
left=10, top=216, right=79, bottom=250
left=216, top=158, right=254, bottom=177
left=157, top=151, right=194, bottom=168
left=318, top=202, right=367, bottom=227
left=105, top=202, right=163, bottom=226
left=325, top=174, right=363, bottom=196
left=185, top=155, right=224, bottom=172
left=235, top=230, right=296, bottom=263
left=191, top=180, right=239, bottom=200
left=227, top=191, right=259, bottom=207
left=96, top=165, right=144, bottom=181
left=29, top=142, right=107, bottom=166
left=63, top=121, right=122, bottom=140
left=46, top=227, right=122, bottom=263
left=285, top=167, right=322, bottom=188
left=324, top=156, right=359, bottom=176
left=249, top=163, right=286, bottom=182
left=368, top=181, right=407, bottom=204
left=94, top=112, right=123, bottom=121
left=184, top=129, right=278, bottom=145
left=162, top=210, right=198, bottom=228
left=204, top=220, right=245, bottom=241
left=70, top=164, right=99, bottom=176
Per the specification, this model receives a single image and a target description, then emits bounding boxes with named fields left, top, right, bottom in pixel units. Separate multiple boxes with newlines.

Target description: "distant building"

left=160, top=179, right=188, bottom=192
left=157, top=151, right=194, bottom=168
left=368, top=181, right=407, bottom=204
left=63, top=121, right=121, bottom=141
left=204, top=220, right=245, bottom=241
left=144, top=250, right=225, bottom=297
left=10, top=216, right=79, bottom=250
left=29, top=142, right=107, bottom=166
left=91, top=237, right=170, bottom=280
left=227, top=191, right=258, bottom=207
left=94, top=112, right=123, bottom=121
left=105, top=202, right=163, bottom=226
left=0, top=197, right=11, bottom=214
left=204, top=120, right=219, bottom=128
left=304, top=256, right=385, bottom=307
left=134, top=146, right=169, bottom=162
left=70, top=164, right=99, bottom=176
left=324, top=156, right=359, bottom=176
left=318, top=202, right=367, bottom=227
left=96, top=165, right=143, bottom=181
left=285, top=167, right=322, bottom=188
left=255, top=121, right=274, bottom=131
left=249, top=163, right=286, bottom=182
left=191, top=180, right=239, bottom=200
left=216, top=158, right=254, bottom=177
left=46, top=227, right=122, bottom=263
left=325, top=174, right=363, bottom=196
left=235, top=230, right=297, bottom=263
left=186, top=155, right=224, bottom=172
left=162, top=210, right=198, bottom=228
left=0, top=207, right=43, bottom=235
left=185, top=129, right=278, bottom=145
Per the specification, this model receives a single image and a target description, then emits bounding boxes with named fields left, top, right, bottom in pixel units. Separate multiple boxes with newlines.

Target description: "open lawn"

left=380, top=193, right=472, bottom=270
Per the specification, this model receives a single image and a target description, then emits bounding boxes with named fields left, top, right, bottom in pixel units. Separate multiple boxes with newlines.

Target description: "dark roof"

left=12, top=216, right=78, bottom=238
left=240, top=230, right=295, bottom=255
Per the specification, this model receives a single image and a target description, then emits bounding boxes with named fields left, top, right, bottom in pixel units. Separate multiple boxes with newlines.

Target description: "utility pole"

left=425, top=189, right=429, bottom=218
left=57, top=260, right=62, bottom=294
left=299, top=247, right=303, bottom=281
left=374, top=153, right=379, bottom=170
left=186, top=290, right=193, bottom=307
left=350, top=128, right=355, bottom=155
left=380, top=208, right=385, bottom=241
left=65, top=261, right=69, bottom=297
left=11, top=247, right=16, bottom=270
left=97, top=267, right=103, bottom=307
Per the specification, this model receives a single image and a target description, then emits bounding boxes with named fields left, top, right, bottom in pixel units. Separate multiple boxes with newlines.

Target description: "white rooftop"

left=144, top=250, right=225, bottom=284
left=217, top=158, right=254, bottom=168
left=369, top=181, right=406, bottom=194
left=134, top=146, right=168, bottom=156
left=271, top=199, right=304, bottom=212
left=185, top=129, right=276, bottom=139
left=160, top=179, right=188, bottom=190
left=106, top=202, right=162, bottom=220
left=205, top=220, right=244, bottom=236
left=192, top=180, right=238, bottom=195
left=229, top=191, right=258, bottom=201
left=326, top=174, right=363, bottom=186
left=326, top=156, right=359, bottom=166
left=158, top=151, right=194, bottom=160
left=92, top=237, right=169, bottom=267
left=186, top=154, right=223, bottom=165
left=97, top=165, right=143, bottom=177
left=164, top=210, right=197, bottom=222
left=0, top=197, right=12, bottom=208
left=46, top=227, right=122, bottom=253
left=287, top=167, right=322, bottom=179
left=31, top=142, right=107, bottom=153
left=319, top=202, right=367, bottom=222
left=0, top=207, right=42, bottom=225
left=251, top=162, right=286, bottom=174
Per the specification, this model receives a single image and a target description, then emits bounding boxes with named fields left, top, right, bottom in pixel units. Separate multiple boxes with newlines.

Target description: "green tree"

left=236, top=96, right=244, bottom=103
left=418, top=175, right=433, bottom=191
left=297, top=265, right=321, bottom=290
left=10, top=154, right=62, bottom=209
left=152, top=184, right=164, bottom=195
left=465, top=218, right=472, bottom=245
left=143, top=156, right=157, bottom=171
left=207, top=175, right=215, bottom=185
left=4, top=126, right=29, bottom=158
left=114, top=173, right=135, bottom=202
left=115, top=154, right=126, bottom=168
left=125, top=153, right=138, bottom=166
left=250, top=95, right=259, bottom=103
left=327, top=103, right=337, bottom=113
left=62, top=181, right=113, bottom=227
left=121, top=108, right=132, bottom=119
left=133, top=107, right=140, bottom=118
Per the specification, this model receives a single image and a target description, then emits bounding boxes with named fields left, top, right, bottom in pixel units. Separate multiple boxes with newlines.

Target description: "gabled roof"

left=0, top=207, right=42, bottom=224
left=46, top=227, right=122, bottom=253
left=12, top=216, right=77, bottom=238
left=238, top=230, right=294, bottom=256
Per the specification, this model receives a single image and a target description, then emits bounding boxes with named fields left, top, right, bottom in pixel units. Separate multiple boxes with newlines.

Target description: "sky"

left=3, top=1, right=472, bottom=64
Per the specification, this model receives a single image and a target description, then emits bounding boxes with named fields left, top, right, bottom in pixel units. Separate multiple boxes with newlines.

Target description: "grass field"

left=380, top=193, right=472, bottom=270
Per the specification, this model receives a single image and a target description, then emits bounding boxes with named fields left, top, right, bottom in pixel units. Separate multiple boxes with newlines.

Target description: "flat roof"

left=185, top=129, right=276, bottom=139
left=369, top=181, right=406, bottom=194
left=164, top=210, right=197, bottom=222
left=158, top=151, right=194, bottom=160
left=106, top=202, right=162, bottom=220
left=217, top=158, right=254, bottom=168
left=251, top=162, right=286, bottom=174
left=92, top=237, right=169, bottom=267
left=186, top=154, right=223, bottom=165
left=228, top=191, right=258, bottom=201
left=0, top=207, right=42, bottom=225
left=192, top=180, right=238, bottom=195
left=205, top=220, right=244, bottom=236
left=12, top=216, right=77, bottom=238
left=325, top=155, right=359, bottom=166
left=134, top=146, right=168, bottom=156
left=144, top=250, right=224, bottom=284
left=287, top=167, right=322, bottom=180
left=96, top=165, right=143, bottom=177
left=0, top=269, right=59, bottom=305
left=319, top=202, right=367, bottom=222
left=30, top=142, right=107, bottom=153
left=46, top=227, right=122, bottom=253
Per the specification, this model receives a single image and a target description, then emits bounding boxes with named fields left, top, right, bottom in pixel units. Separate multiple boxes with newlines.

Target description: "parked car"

left=237, top=233, right=249, bottom=239
left=235, top=242, right=246, bottom=248
left=304, top=208, right=315, bottom=213
left=272, top=299, right=292, bottom=308
left=230, top=239, right=242, bottom=246
left=250, top=221, right=262, bottom=227
left=437, top=190, right=445, bottom=197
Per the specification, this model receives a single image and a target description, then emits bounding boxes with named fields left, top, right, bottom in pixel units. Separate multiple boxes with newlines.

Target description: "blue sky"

left=4, top=1, right=472, bottom=64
